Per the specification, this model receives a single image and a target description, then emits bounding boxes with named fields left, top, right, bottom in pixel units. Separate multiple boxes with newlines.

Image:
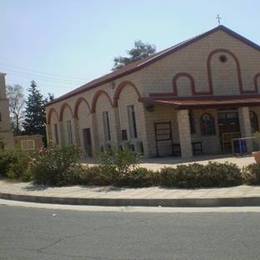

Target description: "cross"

left=216, top=14, right=221, bottom=25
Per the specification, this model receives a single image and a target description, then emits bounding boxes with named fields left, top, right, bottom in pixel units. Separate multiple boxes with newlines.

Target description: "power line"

left=3, top=72, right=84, bottom=90
left=0, top=67, right=86, bottom=86
left=0, top=58, right=88, bottom=81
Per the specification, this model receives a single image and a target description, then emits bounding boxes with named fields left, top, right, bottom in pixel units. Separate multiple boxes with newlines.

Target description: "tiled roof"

left=142, top=95, right=260, bottom=109
left=47, top=25, right=260, bottom=106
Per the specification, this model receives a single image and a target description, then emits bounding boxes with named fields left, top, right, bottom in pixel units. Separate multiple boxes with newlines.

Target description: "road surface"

left=0, top=203, right=260, bottom=259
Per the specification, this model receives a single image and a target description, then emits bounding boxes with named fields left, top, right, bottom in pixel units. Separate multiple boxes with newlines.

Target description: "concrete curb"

left=1, top=192, right=260, bottom=207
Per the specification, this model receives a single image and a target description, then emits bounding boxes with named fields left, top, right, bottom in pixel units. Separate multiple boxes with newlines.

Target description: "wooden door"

left=154, top=122, right=173, bottom=157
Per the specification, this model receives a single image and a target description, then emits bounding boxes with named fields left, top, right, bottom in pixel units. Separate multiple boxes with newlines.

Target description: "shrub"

left=0, top=150, right=32, bottom=181
left=115, top=167, right=159, bottom=187
left=160, top=163, right=205, bottom=188
left=160, top=162, right=242, bottom=188
left=77, top=166, right=114, bottom=186
left=203, top=162, right=242, bottom=187
left=159, top=167, right=177, bottom=187
left=242, top=163, right=260, bottom=185
left=0, top=150, right=17, bottom=177
left=6, top=151, right=33, bottom=182
left=30, top=145, right=82, bottom=186
left=98, top=147, right=141, bottom=176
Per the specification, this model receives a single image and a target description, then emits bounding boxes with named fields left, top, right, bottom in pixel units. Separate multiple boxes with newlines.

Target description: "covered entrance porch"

left=143, top=95, right=260, bottom=159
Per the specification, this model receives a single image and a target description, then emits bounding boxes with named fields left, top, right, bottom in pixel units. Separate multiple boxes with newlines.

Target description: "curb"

left=1, top=192, right=260, bottom=207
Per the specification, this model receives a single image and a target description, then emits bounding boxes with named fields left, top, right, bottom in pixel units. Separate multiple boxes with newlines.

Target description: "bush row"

left=1, top=146, right=260, bottom=188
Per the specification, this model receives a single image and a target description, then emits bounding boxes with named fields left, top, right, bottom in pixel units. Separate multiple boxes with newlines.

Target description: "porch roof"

left=142, top=95, right=260, bottom=109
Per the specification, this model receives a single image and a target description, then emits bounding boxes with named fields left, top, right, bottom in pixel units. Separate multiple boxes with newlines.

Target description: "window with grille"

left=200, top=113, right=216, bottom=136
left=250, top=111, right=259, bottom=133
left=127, top=105, right=137, bottom=138
left=66, top=120, right=73, bottom=144
left=189, top=110, right=196, bottom=134
left=102, top=111, right=111, bottom=141
left=121, top=129, right=128, bottom=141
left=54, top=124, right=59, bottom=144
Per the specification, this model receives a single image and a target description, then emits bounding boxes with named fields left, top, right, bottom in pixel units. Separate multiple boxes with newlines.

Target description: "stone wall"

left=0, top=73, right=14, bottom=149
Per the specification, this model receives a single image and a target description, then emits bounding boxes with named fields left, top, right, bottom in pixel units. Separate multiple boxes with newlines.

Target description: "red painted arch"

left=74, top=97, right=91, bottom=119
left=172, top=73, right=196, bottom=96
left=47, top=108, right=59, bottom=124
left=113, top=81, right=142, bottom=106
left=91, top=90, right=113, bottom=113
left=207, top=49, right=245, bottom=94
left=59, top=103, right=74, bottom=121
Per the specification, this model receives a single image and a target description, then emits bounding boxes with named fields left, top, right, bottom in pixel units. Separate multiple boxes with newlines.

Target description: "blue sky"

left=1, top=0, right=259, bottom=98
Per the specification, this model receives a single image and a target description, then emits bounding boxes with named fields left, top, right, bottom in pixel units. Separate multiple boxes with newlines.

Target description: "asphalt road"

left=1, top=205, right=260, bottom=260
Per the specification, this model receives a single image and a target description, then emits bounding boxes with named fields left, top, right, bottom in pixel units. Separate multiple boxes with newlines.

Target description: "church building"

left=46, top=25, right=260, bottom=159
left=0, top=73, right=14, bottom=149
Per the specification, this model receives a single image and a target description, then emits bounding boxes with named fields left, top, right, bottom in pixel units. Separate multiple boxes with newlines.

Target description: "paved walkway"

left=84, top=154, right=255, bottom=171
left=0, top=155, right=258, bottom=207
left=1, top=180, right=260, bottom=200
left=140, top=154, right=255, bottom=171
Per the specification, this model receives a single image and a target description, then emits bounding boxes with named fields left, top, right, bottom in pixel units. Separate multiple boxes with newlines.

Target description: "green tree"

left=113, top=40, right=156, bottom=70
left=23, top=81, right=46, bottom=137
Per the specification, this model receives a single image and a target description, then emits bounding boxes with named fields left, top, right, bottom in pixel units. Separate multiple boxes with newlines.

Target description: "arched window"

left=200, top=113, right=216, bottom=136
left=250, top=111, right=259, bottom=133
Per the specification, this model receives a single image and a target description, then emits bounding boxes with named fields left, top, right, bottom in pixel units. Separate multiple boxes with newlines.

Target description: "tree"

left=113, top=40, right=156, bottom=70
left=7, top=84, right=25, bottom=135
left=46, top=93, right=54, bottom=103
left=23, top=81, right=46, bottom=137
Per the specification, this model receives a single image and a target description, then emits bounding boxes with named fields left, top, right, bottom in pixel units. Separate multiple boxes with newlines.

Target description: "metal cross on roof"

left=216, top=14, right=222, bottom=25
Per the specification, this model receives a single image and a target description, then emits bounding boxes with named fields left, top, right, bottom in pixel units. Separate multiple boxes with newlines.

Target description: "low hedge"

left=242, top=163, right=260, bottom=185
left=72, top=162, right=242, bottom=188
left=30, top=145, right=82, bottom=186
left=114, top=167, right=160, bottom=188
left=160, top=162, right=242, bottom=188
left=1, top=146, right=259, bottom=189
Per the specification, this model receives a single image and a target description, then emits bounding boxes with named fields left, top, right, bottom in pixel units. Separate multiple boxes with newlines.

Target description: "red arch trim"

left=47, top=108, right=59, bottom=124
left=74, top=97, right=91, bottom=119
left=59, top=103, right=74, bottom=121
left=172, top=73, right=211, bottom=96
left=113, top=81, right=142, bottom=106
left=91, top=90, right=113, bottom=113
left=172, top=73, right=195, bottom=96
left=207, top=49, right=245, bottom=94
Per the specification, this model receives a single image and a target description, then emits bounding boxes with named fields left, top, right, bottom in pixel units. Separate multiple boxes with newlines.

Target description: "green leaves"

left=113, top=40, right=156, bottom=70
left=23, top=81, right=46, bottom=139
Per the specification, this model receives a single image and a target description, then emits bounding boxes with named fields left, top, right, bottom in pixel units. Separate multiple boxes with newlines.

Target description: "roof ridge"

left=47, top=25, right=260, bottom=106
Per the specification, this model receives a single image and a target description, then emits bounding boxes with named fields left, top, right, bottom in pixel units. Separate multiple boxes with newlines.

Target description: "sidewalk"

left=84, top=155, right=255, bottom=171
left=1, top=179, right=260, bottom=207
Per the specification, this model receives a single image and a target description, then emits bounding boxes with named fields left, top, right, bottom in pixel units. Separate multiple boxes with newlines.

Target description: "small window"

left=250, top=111, right=259, bottom=133
left=219, top=55, right=227, bottom=63
left=21, top=139, right=35, bottom=151
left=54, top=124, right=59, bottom=145
left=121, top=129, right=128, bottom=141
left=103, top=111, right=111, bottom=141
left=127, top=105, right=138, bottom=138
left=66, top=120, right=73, bottom=145
left=189, top=110, right=196, bottom=134
left=0, top=112, right=2, bottom=121
left=200, top=113, right=216, bottom=136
